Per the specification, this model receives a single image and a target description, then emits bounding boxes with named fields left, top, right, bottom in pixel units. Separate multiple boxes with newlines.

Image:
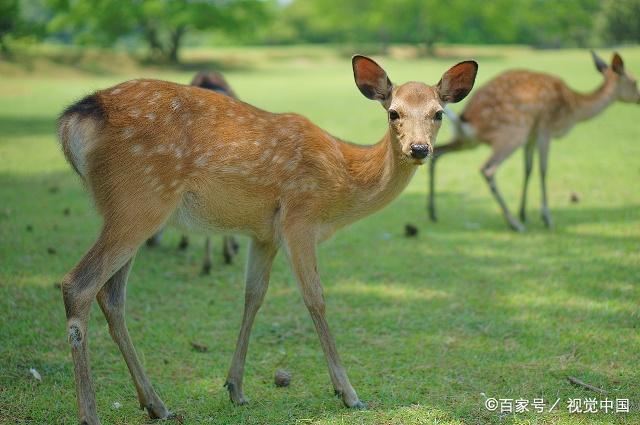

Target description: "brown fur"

left=58, top=55, right=477, bottom=424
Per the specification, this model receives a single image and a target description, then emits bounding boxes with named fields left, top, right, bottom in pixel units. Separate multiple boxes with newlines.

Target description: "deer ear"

left=352, top=55, right=393, bottom=105
left=612, top=52, right=624, bottom=75
left=591, top=51, right=608, bottom=73
left=437, top=61, right=478, bottom=103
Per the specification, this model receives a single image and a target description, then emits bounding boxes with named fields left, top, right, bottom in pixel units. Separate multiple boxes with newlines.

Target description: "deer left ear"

left=437, top=61, right=478, bottom=103
left=612, top=52, right=624, bottom=75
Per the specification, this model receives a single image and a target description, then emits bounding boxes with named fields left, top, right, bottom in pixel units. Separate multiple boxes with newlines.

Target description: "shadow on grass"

left=1, top=171, right=639, bottom=424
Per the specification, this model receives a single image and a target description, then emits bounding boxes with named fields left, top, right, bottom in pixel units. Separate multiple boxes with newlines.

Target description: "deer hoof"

left=224, top=381, right=248, bottom=406
left=509, top=221, right=525, bottom=232
left=347, top=400, right=367, bottom=410
left=146, top=402, right=172, bottom=420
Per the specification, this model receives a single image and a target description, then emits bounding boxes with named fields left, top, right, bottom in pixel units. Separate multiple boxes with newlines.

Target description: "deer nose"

left=410, top=144, right=431, bottom=159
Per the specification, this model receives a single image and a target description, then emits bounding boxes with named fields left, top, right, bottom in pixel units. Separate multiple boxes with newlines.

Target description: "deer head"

left=592, top=51, right=640, bottom=104
left=352, top=55, right=478, bottom=164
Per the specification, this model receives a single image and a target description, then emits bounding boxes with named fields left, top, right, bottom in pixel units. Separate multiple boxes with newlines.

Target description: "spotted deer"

left=428, top=51, right=640, bottom=231
left=146, top=70, right=240, bottom=273
left=57, top=55, right=477, bottom=424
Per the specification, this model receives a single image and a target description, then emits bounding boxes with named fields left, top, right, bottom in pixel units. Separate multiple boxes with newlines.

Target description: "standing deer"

left=428, top=51, right=639, bottom=231
left=57, top=55, right=477, bottom=424
left=146, top=71, right=240, bottom=273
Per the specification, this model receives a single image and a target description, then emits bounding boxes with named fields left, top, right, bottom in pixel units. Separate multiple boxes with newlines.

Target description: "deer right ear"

left=591, top=51, right=608, bottom=74
left=352, top=55, right=393, bottom=106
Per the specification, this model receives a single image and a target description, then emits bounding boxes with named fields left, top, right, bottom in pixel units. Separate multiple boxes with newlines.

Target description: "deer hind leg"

left=63, top=192, right=179, bottom=424
left=145, top=228, right=164, bottom=248
left=284, top=224, right=364, bottom=409
left=222, top=235, right=238, bottom=265
left=518, top=137, right=536, bottom=222
left=537, top=134, right=553, bottom=228
left=202, top=237, right=212, bottom=275
left=178, top=235, right=189, bottom=250
left=225, top=238, right=278, bottom=405
left=96, top=257, right=171, bottom=419
left=62, top=229, right=141, bottom=425
left=480, top=135, right=527, bottom=232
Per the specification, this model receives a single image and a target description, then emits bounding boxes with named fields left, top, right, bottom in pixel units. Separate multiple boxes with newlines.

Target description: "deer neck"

left=569, top=73, right=618, bottom=122
left=339, top=131, right=417, bottom=217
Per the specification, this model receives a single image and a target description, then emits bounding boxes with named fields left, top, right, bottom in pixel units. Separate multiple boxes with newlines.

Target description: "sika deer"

left=57, top=55, right=477, bottom=424
left=146, top=71, right=240, bottom=273
left=428, top=51, right=639, bottom=231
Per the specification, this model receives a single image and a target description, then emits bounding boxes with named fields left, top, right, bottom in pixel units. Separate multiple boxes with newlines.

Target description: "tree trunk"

left=424, top=39, right=436, bottom=57
left=167, top=26, right=186, bottom=64
left=143, top=25, right=165, bottom=62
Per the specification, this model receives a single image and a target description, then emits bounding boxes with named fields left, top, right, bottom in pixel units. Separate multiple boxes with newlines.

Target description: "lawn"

left=1, top=45, right=639, bottom=424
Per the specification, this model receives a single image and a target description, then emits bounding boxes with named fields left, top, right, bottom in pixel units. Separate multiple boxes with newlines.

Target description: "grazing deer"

left=57, top=55, right=477, bottom=424
left=428, top=51, right=639, bottom=231
left=146, top=71, right=240, bottom=273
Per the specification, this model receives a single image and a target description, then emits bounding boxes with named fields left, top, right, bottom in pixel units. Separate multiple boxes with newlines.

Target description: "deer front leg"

left=62, top=231, right=135, bottom=425
left=225, top=238, right=278, bottom=405
left=537, top=135, right=553, bottom=228
left=284, top=228, right=365, bottom=409
left=518, top=138, right=535, bottom=222
left=96, top=257, right=171, bottom=420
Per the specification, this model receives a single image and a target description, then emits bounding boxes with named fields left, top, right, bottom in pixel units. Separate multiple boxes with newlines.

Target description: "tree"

left=47, top=0, right=269, bottom=63
left=602, top=0, right=640, bottom=44
left=0, top=0, right=20, bottom=55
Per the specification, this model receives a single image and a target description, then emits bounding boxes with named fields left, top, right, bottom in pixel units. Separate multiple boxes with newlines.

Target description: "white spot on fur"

left=122, top=127, right=134, bottom=139
left=146, top=112, right=156, bottom=121
left=260, top=149, right=272, bottom=162
left=194, top=155, right=207, bottom=167
left=144, top=165, right=153, bottom=174
left=129, top=108, right=141, bottom=118
left=148, top=92, right=161, bottom=104
left=110, top=88, right=122, bottom=95
left=131, top=144, right=143, bottom=155
left=170, top=98, right=181, bottom=111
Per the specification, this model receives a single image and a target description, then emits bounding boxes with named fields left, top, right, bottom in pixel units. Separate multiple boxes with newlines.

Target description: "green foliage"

left=602, top=0, right=640, bottom=43
left=46, top=0, right=269, bottom=62
left=0, top=0, right=20, bottom=53
left=268, top=0, right=604, bottom=49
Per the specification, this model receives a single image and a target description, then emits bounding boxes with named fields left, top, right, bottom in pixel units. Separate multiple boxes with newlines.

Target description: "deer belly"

left=168, top=188, right=276, bottom=240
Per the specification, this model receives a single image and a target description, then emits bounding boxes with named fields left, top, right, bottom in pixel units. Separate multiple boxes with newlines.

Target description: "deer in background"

left=146, top=71, right=240, bottom=273
left=57, top=55, right=477, bottom=424
left=428, top=51, right=640, bottom=231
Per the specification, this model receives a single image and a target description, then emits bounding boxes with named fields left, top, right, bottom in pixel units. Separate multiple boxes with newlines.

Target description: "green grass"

left=1, top=45, right=639, bottom=424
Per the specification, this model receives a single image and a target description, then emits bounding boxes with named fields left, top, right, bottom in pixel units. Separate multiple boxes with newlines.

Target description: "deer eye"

left=434, top=110, right=444, bottom=121
left=389, top=110, right=399, bottom=121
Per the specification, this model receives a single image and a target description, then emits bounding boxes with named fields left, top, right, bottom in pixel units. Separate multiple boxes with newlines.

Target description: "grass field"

left=1, top=45, right=639, bottom=424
